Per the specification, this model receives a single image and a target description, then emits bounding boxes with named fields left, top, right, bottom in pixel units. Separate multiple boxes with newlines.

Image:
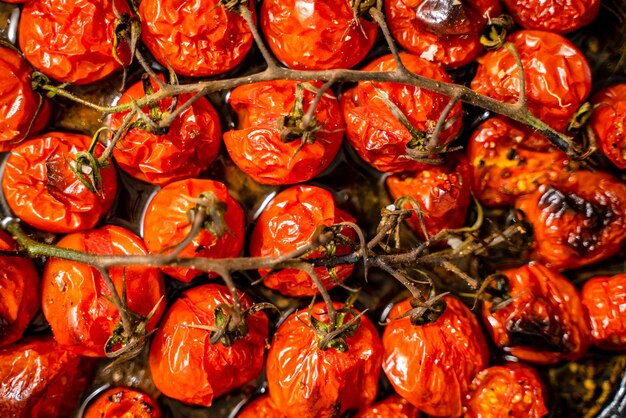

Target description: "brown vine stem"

left=369, top=7, right=406, bottom=73
left=238, top=4, right=279, bottom=70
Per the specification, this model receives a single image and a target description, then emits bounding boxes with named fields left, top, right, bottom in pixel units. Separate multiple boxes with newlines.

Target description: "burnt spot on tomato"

left=45, top=154, right=75, bottom=205
left=506, top=306, right=573, bottom=354
left=415, top=0, right=484, bottom=36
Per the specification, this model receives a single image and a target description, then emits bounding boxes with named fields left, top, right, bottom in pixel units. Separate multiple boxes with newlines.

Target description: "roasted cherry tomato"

left=385, top=0, right=501, bottom=68
left=515, top=170, right=626, bottom=270
left=353, top=394, right=421, bottom=418
left=482, top=262, right=591, bottom=364
left=149, top=283, right=268, bottom=407
left=463, top=362, right=548, bottom=418
left=142, top=178, right=245, bottom=282
left=382, top=296, right=489, bottom=417
left=19, top=0, right=130, bottom=84
left=139, top=0, right=255, bottom=77
left=249, top=185, right=356, bottom=297
left=224, top=80, right=345, bottom=185
left=0, top=230, right=40, bottom=348
left=2, top=132, right=118, bottom=233
left=471, top=30, right=592, bottom=133
left=110, top=76, right=222, bottom=186
left=581, top=274, right=626, bottom=351
left=503, top=0, right=600, bottom=33
left=589, top=83, right=626, bottom=169
left=261, top=0, right=378, bottom=70
left=42, top=225, right=165, bottom=357
left=84, top=387, right=161, bottom=418
left=237, top=395, right=286, bottom=418
left=341, top=53, right=463, bottom=173
left=266, top=301, right=383, bottom=417
left=386, top=153, right=471, bottom=239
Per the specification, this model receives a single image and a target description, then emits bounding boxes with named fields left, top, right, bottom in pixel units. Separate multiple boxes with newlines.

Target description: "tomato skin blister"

left=582, top=274, right=626, bottom=351
left=83, top=387, right=161, bottom=418
left=589, top=83, right=626, bottom=169
left=503, top=0, right=600, bottom=34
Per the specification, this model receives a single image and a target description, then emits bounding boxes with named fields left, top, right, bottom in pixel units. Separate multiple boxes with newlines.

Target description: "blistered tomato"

left=353, top=394, right=421, bottom=418
left=503, top=0, right=600, bottom=33
left=589, top=84, right=626, bottom=169
left=237, top=395, right=286, bottom=418
left=83, top=387, right=161, bottom=418
left=582, top=274, right=626, bottom=350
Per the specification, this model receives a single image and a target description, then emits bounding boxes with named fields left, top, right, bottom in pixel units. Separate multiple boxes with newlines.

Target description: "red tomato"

left=385, top=153, right=471, bottom=239
left=463, top=363, right=548, bottom=418
left=0, top=230, right=40, bottom=348
left=353, top=394, right=421, bottom=418
left=503, top=0, right=600, bottom=34
left=84, top=387, right=161, bottom=418
left=589, top=84, right=626, bottom=169
left=42, top=225, right=166, bottom=357
left=260, top=0, right=378, bottom=70
left=142, top=178, right=245, bottom=282
left=385, top=0, right=501, bottom=68
left=238, top=395, right=286, bottom=418
left=581, top=274, right=626, bottom=351
left=224, top=80, right=345, bottom=185
left=2, top=132, right=118, bottom=233
left=382, top=296, right=489, bottom=417
left=139, top=0, right=255, bottom=77
left=18, top=0, right=130, bottom=84
left=266, top=301, right=383, bottom=417
left=341, top=53, right=463, bottom=173
left=249, top=185, right=356, bottom=297
left=148, top=283, right=269, bottom=407
left=471, top=30, right=592, bottom=133
left=110, top=77, right=222, bottom=186
left=482, top=262, right=591, bottom=364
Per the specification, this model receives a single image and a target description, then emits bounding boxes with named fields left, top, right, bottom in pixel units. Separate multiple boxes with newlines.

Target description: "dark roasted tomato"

left=149, top=284, right=268, bottom=407
left=0, top=231, right=40, bottom=348
left=83, top=387, right=161, bottom=418
left=139, top=0, right=255, bottom=77
left=468, top=117, right=571, bottom=207
left=2, top=132, right=118, bottom=233
left=353, top=394, right=421, bottom=418
left=589, top=83, right=626, bottom=169
left=42, top=225, right=165, bottom=357
left=142, top=178, right=246, bottom=282
left=266, top=301, right=383, bottom=417
left=382, top=296, right=489, bottom=417
left=386, top=153, right=471, bottom=239
left=224, top=80, right=345, bottom=185
left=237, top=395, right=286, bottom=418
left=515, top=170, right=626, bottom=270
left=463, top=362, right=548, bottom=418
left=249, top=185, right=356, bottom=297
left=341, top=53, right=463, bottom=173
left=18, top=0, right=130, bottom=85
left=260, top=0, right=378, bottom=70
left=385, top=0, right=501, bottom=68
left=482, top=262, right=591, bottom=364
left=471, top=30, right=592, bottom=133
left=581, top=274, right=626, bottom=351
left=503, top=0, right=600, bottom=34
left=110, top=77, right=222, bottom=186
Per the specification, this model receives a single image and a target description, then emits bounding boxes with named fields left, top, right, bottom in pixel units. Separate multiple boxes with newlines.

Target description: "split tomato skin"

left=503, top=0, right=600, bottom=34
left=83, top=387, right=161, bottom=418
left=589, top=84, right=626, bottom=169
left=353, top=394, right=421, bottom=418
left=581, top=274, right=626, bottom=351
left=237, top=395, right=286, bottom=418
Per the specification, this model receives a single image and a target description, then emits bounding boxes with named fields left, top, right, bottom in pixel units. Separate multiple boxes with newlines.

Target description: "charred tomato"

left=503, top=0, right=600, bottom=33
left=353, top=394, right=421, bottom=418
left=83, top=387, right=161, bottom=418
left=589, top=83, right=626, bottom=169
left=581, top=274, right=626, bottom=351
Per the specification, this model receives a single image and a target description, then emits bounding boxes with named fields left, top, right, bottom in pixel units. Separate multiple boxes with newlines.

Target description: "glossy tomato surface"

left=83, top=387, right=161, bottom=418
left=353, top=394, right=421, bottom=418
left=237, top=395, right=286, bottom=418
left=503, top=0, right=600, bottom=33
left=582, top=274, right=626, bottom=351
left=589, top=83, right=626, bottom=169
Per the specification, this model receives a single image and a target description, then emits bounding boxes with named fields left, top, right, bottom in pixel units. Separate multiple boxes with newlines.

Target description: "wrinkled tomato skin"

left=386, top=153, right=471, bottom=239
left=110, top=77, right=222, bottom=186
left=589, top=84, right=626, bottom=169
left=468, top=117, right=571, bottom=207
left=237, top=395, right=286, bottom=418
left=341, top=53, right=463, bottom=173
left=471, top=30, right=592, bottom=133
left=139, top=0, right=255, bottom=77
left=2, top=132, right=118, bottom=233
left=19, top=0, right=130, bottom=85
left=0, top=231, right=40, bottom=348
left=224, top=80, right=345, bottom=185
left=83, top=387, right=161, bottom=418
left=261, top=0, right=378, bottom=70
left=463, top=363, right=548, bottom=418
left=382, top=296, right=489, bottom=418
left=266, top=302, right=383, bottom=418
left=42, top=225, right=165, bottom=357
left=249, top=185, right=356, bottom=297
left=515, top=170, right=626, bottom=270
left=503, top=0, right=600, bottom=34
left=482, top=263, right=591, bottom=364
left=149, top=284, right=268, bottom=407
left=353, top=394, right=421, bottom=418
left=581, top=274, right=626, bottom=351
left=385, top=0, right=500, bottom=68
left=142, top=179, right=245, bottom=282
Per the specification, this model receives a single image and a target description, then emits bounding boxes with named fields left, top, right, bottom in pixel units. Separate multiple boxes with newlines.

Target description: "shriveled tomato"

left=142, top=178, right=245, bottom=282
left=589, top=83, right=626, bottom=169
left=149, top=283, right=268, bottom=407
left=581, top=274, right=626, bottom=351
left=385, top=0, right=501, bottom=68
left=110, top=77, right=222, bottom=186
left=249, top=185, right=356, bottom=297
left=515, top=170, right=626, bottom=270
left=19, top=0, right=130, bottom=84
left=2, top=132, right=118, bottom=233
left=139, top=0, right=255, bottom=77
left=42, top=225, right=165, bottom=357
left=224, top=80, right=345, bottom=185
left=83, top=387, right=161, bottom=418
left=471, top=30, right=592, bottom=133
left=238, top=395, right=286, bottom=418
left=503, top=0, right=600, bottom=34
left=464, top=362, right=548, bottom=418
left=341, top=53, right=463, bottom=173
left=353, top=394, right=421, bottom=418
left=266, top=301, right=383, bottom=417
left=382, top=296, right=489, bottom=417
